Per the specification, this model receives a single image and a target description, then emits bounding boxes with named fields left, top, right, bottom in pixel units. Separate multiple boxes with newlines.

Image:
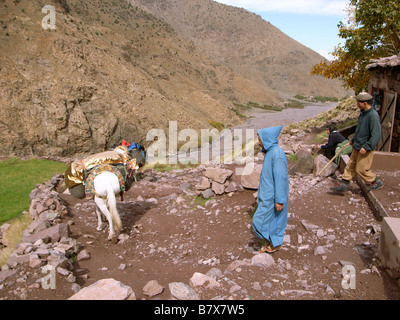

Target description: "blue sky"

left=214, top=0, right=349, bottom=60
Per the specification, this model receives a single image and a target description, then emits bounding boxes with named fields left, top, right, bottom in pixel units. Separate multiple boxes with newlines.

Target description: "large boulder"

left=68, top=278, right=136, bottom=300
left=314, top=154, right=338, bottom=177
left=289, top=155, right=314, bottom=175
left=240, top=163, right=262, bottom=190
left=204, top=168, right=233, bottom=184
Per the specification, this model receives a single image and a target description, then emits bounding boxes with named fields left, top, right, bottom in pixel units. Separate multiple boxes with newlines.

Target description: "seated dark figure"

left=318, top=125, right=346, bottom=160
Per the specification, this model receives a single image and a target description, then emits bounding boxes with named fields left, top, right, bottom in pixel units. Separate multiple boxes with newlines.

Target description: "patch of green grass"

left=0, top=213, right=32, bottom=267
left=230, top=107, right=247, bottom=119
left=147, top=162, right=199, bottom=172
left=0, top=158, right=67, bottom=225
left=294, top=94, right=338, bottom=103
left=233, top=102, right=284, bottom=112
left=337, top=118, right=358, bottom=130
left=193, top=195, right=210, bottom=207
left=294, top=94, right=307, bottom=101
left=286, top=99, right=306, bottom=109
left=313, top=96, right=339, bottom=103
left=310, top=131, right=329, bottom=144
left=287, top=154, right=299, bottom=163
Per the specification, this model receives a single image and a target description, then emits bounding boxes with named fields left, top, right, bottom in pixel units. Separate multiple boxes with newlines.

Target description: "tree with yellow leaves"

left=311, top=0, right=400, bottom=93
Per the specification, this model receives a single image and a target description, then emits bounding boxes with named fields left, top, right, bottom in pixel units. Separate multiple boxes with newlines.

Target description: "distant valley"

left=0, top=0, right=348, bottom=157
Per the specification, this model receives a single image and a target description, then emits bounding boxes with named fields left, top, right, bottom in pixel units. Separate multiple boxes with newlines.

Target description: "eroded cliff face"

left=1, top=33, right=142, bottom=156
left=0, top=0, right=286, bottom=157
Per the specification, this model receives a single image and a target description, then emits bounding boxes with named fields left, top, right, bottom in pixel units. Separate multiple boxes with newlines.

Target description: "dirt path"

left=234, top=102, right=338, bottom=130
left=1, top=157, right=399, bottom=300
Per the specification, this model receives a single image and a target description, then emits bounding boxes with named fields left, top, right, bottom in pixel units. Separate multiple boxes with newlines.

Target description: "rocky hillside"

left=0, top=0, right=281, bottom=157
left=128, top=0, right=348, bottom=97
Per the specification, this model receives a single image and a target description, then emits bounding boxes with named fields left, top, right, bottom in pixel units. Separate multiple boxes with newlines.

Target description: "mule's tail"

left=106, top=184, right=122, bottom=232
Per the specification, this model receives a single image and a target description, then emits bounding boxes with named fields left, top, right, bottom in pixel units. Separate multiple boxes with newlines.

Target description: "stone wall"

left=0, top=174, right=85, bottom=297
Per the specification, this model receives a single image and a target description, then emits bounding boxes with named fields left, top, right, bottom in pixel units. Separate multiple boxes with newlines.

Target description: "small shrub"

left=208, top=120, right=225, bottom=131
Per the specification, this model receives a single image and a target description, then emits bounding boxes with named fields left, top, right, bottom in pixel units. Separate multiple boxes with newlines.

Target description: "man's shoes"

left=330, top=180, right=349, bottom=193
left=367, top=178, right=383, bottom=191
left=260, top=245, right=281, bottom=254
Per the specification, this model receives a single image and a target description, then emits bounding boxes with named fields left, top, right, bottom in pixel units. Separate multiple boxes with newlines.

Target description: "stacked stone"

left=1, top=174, right=85, bottom=289
left=195, top=167, right=244, bottom=198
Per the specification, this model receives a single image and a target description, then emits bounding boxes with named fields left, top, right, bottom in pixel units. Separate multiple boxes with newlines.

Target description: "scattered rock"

left=339, top=260, right=355, bottom=267
left=229, top=284, right=242, bottom=294
left=251, top=253, right=275, bottom=268
left=301, top=220, right=320, bottom=232
left=0, top=269, right=17, bottom=283
left=314, top=246, right=327, bottom=256
left=143, top=280, right=164, bottom=297
left=117, top=233, right=129, bottom=243
left=325, top=285, right=335, bottom=295
left=118, top=263, right=127, bottom=270
left=251, top=282, right=261, bottom=291
left=168, top=282, right=200, bottom=300
left=146, top=198, right=158, bottom=205
left=204, top=168, right=233, bottom=184
left=202, top=189, right=215, bottom=199
left=190, top=272, right=220, bottom=289
left=227, top=260, right=252, bottom=272
left=77, top=249, right=91, bottom=261
left=68, top=278, right=136, bottom=300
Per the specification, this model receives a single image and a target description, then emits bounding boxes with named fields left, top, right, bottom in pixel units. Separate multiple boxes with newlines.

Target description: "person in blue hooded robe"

left=252, top=126, right=289, bottom=253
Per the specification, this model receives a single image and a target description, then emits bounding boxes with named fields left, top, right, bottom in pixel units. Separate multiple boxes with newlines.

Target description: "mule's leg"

left=95, top=203, right=103, bottom=231
left=94, top=196, right=115, bottom=240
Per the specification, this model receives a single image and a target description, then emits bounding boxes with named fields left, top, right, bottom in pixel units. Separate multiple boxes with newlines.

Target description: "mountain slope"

left=0, top=0, right=280, bottom=157
left=128, top=0, right=347, bottom=97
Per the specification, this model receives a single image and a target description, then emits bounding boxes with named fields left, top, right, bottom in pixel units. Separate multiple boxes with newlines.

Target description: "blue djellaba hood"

left=257, top=126, right=283, bottom=152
